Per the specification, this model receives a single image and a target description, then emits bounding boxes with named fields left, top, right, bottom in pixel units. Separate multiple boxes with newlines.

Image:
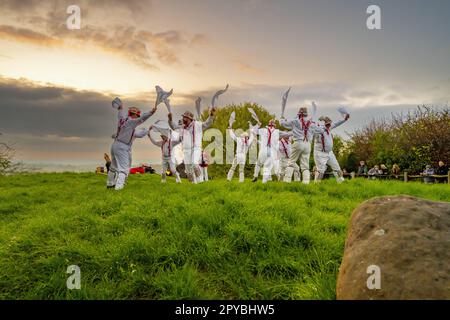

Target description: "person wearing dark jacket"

left=435, top=161, right=449, bottom=183
left=436, top=161, right=449, bottom=175
left=357, top=161, right=368, bottom=175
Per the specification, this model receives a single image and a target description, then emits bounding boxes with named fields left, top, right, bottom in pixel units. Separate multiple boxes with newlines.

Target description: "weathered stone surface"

left=336, top=195, right=450, bottom=300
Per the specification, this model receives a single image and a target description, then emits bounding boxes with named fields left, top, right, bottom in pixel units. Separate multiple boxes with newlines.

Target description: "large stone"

left=336, top=195, right=450, bottom=300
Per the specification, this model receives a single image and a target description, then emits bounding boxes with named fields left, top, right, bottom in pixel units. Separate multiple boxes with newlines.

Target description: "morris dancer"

left=199, top=151, right=210, bottom=182
left=107, top=97, right=157, bottom=190
left=251, top=119, right=281, bottom=183
left=148, top=125, right=182, bottom=183
left=312, top=113, right=350, bottom=183
left=167, top=101, right=216, bottom=184
left=227, top=125, right=254, bottom=182
left=277, top=135, right=301, bottom=182
left=280, top=106, right=315, bottom=184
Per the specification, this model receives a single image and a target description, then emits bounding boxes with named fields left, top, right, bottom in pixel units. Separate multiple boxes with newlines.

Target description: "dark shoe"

left=252, top=177, right=258, bottom=182
left=107, top=185, right=115, bottom=189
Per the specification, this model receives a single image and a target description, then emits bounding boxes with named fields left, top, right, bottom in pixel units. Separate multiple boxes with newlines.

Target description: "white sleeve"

left=280, top=118, right=293, bottom=129
left=134, top=128, right=149, bottom=139
left=169, top=119, right=181, bottom=130
left=118, top=109, right=127, bottom=121
left=331, top=119, right=346, bottom=130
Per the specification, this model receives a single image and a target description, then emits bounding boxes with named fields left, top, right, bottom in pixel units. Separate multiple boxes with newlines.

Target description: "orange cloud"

left=233, top=60, right=265, bottom=75
left=0, top=25, right=62, bottom=46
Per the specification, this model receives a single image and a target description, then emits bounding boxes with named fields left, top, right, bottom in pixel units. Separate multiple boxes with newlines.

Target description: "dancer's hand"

left=345, top=114, right=350, bottom=121
left=210, top=107, right=217, bottom=116
left=168, top=113, right=173, bottom=121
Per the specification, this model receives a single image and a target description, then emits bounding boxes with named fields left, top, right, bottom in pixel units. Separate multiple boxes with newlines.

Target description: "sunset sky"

left=1, top=0, right=449, bottom=169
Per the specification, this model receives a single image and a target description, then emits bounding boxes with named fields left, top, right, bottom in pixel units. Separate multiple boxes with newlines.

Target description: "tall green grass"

left=0, top=173, right=448, bottom=299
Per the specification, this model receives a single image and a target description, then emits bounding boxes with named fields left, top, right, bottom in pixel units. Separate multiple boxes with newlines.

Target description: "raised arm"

left=147, top=130, right=162, bottom=147
left=129, top=107, right=157, bottom=127
left=202, top=108, right=217, bottom=130
left=118, top=108, right=127, bottom=121
left=134, top=128, right=149, bottom=139
left=331, top=115, right=349, bottom=130
left=171, top=135, right=182, bottom=147
left=229, top=129, right=237, bottom=142
left=279, top=131, right=293, bottom=139
left=168, top=113, right=181, bottom=130
left=280, top=118, right=293, bottom=130
left=251, top=122, right=261, bottom=135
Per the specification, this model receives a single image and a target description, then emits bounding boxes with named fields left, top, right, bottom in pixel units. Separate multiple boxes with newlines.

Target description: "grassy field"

left=0, top=173, right=449, bottom=300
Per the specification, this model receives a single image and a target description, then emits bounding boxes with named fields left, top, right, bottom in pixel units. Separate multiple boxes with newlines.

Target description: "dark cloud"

left=0, top=0, right=151, bottom=16
left=0, top=77, right=424, bottom=164
left=0, top=77, right=148, bottom=138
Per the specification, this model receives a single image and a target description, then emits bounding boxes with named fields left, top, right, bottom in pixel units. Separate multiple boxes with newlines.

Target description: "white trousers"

left=253, top=149, right=277, bottom=183
left=183, top=147, right=202, bottom=183
left=107, top=141, right=131, bottom=190
left=228, top=154, right=247, bottom=182
left=278, top=157, right=300, bottom=182
left=313, top=150, right=344, bottom=183
left=161, top=157, right=181, bottom=183
left=284, top=140, right=311, bottom=183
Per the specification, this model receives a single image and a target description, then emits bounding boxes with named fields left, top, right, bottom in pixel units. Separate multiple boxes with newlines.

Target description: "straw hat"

left=182, top=111, right=194, bottom=120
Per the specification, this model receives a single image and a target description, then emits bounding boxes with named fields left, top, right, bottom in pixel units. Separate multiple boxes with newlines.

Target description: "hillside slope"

left=0, top=173, right=449, bottom=299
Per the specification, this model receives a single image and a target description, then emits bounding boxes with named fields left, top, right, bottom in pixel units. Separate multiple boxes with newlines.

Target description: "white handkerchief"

left=281, top=87, right=291, bottom=117
left=155, top=85, right=173, bottom=108
left=229, top=111, right=236, bottom=128
left=112, top=97, right=122, bottom=109
left=337, top=106, right=349, bottom=116
left=248, top=107, right=260, bottom=123
left=195, top=97, right=202, bottom=119
left=211, top=84, right=229, bottom=108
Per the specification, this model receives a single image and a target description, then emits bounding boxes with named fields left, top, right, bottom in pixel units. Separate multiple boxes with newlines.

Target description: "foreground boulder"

left=336, top=195, right=450, bottom=300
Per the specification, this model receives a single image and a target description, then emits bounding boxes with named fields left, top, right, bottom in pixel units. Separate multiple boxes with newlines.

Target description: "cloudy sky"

left=0, top=0, right=449, bottom=169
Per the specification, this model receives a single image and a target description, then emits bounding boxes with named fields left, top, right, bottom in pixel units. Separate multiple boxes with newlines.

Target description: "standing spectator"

left=421, top=165, right=435, bottom=184
left=391, top=164, right=401, bottom=178
left=104, top=153, right=112, bottom=173
left=357, top=160, right=368, bottom=175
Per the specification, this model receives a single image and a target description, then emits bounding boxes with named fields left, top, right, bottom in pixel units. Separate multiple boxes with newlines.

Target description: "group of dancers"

left=106, top=86, right=350, bottom=190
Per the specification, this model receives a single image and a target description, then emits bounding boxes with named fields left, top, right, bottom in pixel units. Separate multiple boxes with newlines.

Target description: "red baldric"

left=300, top=116, right=311, bottom=142
left=116, top=118, right=127, bottom=138
left=183, top=122, right=196, bottom=146
left=162, top=139, right=171, bottom=157
left=281, top=140, right=289, bottom=158
left=267, top=127, right=274, bottom=146
left=321, top=128, right=330, bottom=152
left=128, top=129, right=135, bottom=144
left=116, top=117, right=135, bottom=145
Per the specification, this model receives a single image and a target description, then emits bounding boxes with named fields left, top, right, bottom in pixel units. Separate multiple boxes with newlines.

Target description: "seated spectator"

left=421, top=165, right=435, bottom=184
left=391, top=164, right=401, bottom=177
left=380, top=164, right=389, bottom=175
left=367, top=165, right=381, bottom=179
left=435, top=161, right=449, bottom=183
left=357, top=161, right=368, bottom=175
left=435, top=161, right=448, bottom=175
